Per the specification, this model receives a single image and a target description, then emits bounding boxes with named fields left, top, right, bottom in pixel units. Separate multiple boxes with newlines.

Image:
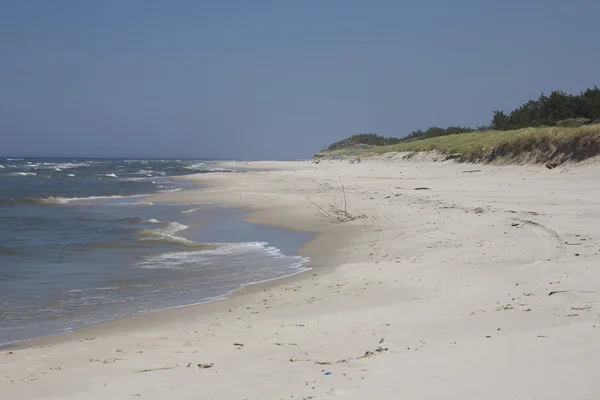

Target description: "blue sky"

left=1, top=0, right=598, bottom=159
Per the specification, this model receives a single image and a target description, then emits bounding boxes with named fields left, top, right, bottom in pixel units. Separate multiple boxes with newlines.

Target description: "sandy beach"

left=3, top=157, right=600, bottom=399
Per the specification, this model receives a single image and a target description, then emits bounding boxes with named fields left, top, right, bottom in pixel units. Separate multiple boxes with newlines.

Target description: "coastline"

left=4, top=158, right=600, bottom=399
left=12, top=166, right=361, bottom=349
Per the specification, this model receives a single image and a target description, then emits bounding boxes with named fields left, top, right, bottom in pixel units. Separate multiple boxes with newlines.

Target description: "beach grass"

left=316, top=125, right=600, bottom=164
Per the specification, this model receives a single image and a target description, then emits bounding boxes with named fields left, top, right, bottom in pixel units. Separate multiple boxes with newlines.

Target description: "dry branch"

left=309, top=178, right=364, bottom=223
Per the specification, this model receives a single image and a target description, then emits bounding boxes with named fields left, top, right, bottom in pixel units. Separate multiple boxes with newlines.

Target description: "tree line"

left=327, top=133, right=401, bottom=151
left=326, top=86, right=600, bottom=150
left=491, top=86, right=600, bottom=130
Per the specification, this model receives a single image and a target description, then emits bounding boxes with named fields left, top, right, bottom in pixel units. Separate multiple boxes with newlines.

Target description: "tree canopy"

left=490, top=87, right=600, bottom=130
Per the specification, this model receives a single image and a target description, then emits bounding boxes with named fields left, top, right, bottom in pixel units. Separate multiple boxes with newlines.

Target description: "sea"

left=0, top=158, right=311, bottom=347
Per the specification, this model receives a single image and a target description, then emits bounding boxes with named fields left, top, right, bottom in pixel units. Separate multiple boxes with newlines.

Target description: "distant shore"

left=4, top=158, right=600, bottom=399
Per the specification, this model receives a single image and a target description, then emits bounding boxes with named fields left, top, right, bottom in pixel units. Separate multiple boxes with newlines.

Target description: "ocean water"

left=0, top=158, right=310, bottom=347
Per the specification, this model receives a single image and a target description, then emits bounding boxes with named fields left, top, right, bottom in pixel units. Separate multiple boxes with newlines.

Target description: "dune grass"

left=317, top=125, right=600, bottom=164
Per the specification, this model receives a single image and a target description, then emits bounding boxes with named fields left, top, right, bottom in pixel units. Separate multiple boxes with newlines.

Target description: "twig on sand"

left=548, top=290, right=570, bottom=296
left=309, top=178, right=365, bottom=223
left=136, top=366, right=178, bottom=373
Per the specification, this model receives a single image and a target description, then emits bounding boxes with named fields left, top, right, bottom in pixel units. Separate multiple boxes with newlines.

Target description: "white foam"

left=22, top=162, right=92, bottom=171
left=139, top=222, right=195, bottom=245
left=39, top=194, right=147, bottom=205
left=184, top=163, right=232, bottom=172
left=104, top=173, right=118, bottom=178
left=147, top=218, right=162, bottom=224
left=10, top=172, right=36, bottom=176
left=67, top=174, right=76, bottom=177
left=137, top=241, right=309, bottom=272
left=50, top=162, right=90, bottom=170
left=181, top=208, right=200, bottom=214
left=165, top=221, right=189, bottom=234
left=184, top=162, right=206, bottom=170
left=207, top=167, right=232, bottom=172
left=159, top=187, right=182, bottom=193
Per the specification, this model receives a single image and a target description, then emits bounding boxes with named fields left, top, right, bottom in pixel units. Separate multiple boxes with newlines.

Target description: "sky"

left=1, top=0, right=599, bottom=160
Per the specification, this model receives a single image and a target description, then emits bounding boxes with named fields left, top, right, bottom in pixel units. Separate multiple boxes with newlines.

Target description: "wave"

left=66, top=284, right=153, bottom=294
left=183, top=162, right=206, bottom=170
left=55, top=162, right=90, bottom=170
left=183, top=161, right=233, bottom=173
left=9, top=172, right=36, bottom=176
left=206, top=167, right=233, bottom=172
left=136, top=169, right=155, bottom=176
left=104, top=173, right=118, bottom=178
left=135, top=169, right=167, bottom=177
left=0, top=165, right=4, bottom=169
left=199, top=241, right=286, bottom=257
left=139, top=222, right=199, bottom=246
left=124, top=159, right=149, bottom=164
left=158, top=187, right=183, bottom=194
left=20, top=194, right=148, bottom=205
left=109, top=216, right=162, bottom=224
left=41, top=162, right=90, bottom=170
left=136, top=241, right=309, bottom=272
left=113, top=216, right=145, bottom=223
left=6, top=158, right=23, bottom=161
left=181, top=208, right=200, bottom=214
left=10, top=162, right=91, bottom=171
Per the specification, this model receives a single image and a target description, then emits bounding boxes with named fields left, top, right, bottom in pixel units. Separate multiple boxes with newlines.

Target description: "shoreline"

left=5, top=158, right=600, bottom=399
left=13, top=169, right=361, bottom=350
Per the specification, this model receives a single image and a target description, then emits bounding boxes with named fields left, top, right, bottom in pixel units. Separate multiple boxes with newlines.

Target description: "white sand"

left=3, top=158, right=600, bottom=399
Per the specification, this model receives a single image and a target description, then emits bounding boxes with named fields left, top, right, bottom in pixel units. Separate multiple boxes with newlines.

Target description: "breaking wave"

left=136, top=241, right=309, bottom=275
left=0, top=194, right=150, bottom=206
left=139, top=222, right=201, bottom=247
left=9, top=172, right=36, bottom=176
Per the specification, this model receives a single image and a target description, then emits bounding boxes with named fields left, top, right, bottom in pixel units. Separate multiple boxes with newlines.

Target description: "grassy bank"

left=316, top=125, right=600, bottom=164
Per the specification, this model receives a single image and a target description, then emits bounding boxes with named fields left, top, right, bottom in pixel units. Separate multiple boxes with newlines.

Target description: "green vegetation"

left=491, top=87, right=600, bottom=130
left=317, top=125, right=600, bottom=165
left=403, top=126, right=477, bottom=142
left=326, top=133, right=400, bottom=151
left=318, top=86, right=600, bottom=164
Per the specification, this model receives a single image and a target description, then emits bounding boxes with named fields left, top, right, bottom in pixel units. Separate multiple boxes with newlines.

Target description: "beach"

left=3, top=157, right=600, bottom=399
left=0, top=159, right=313, bottom=347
